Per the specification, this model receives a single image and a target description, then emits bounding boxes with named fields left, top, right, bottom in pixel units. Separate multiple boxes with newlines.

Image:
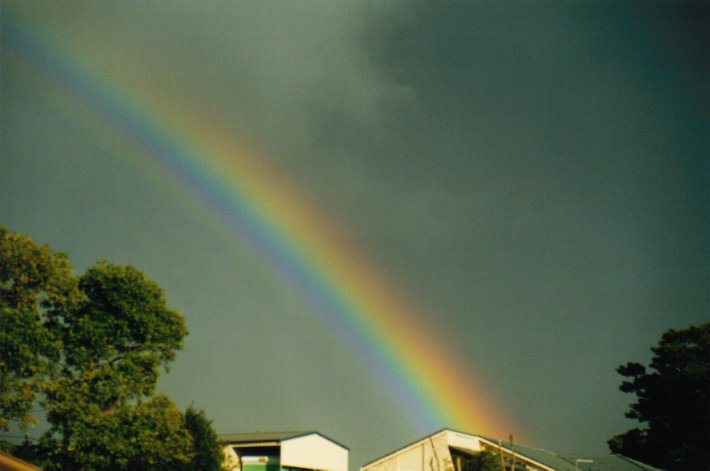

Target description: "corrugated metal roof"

left=557, top=454, right=665, bottom=471
left=480, top=439, right=576, bottom=470
left=361, top=430, right=662, bottom=471
left=491, top=440, right=664, bottom=471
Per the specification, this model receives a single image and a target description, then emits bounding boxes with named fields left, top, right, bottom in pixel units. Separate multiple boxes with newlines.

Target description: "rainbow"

left=2, top=9, right=513, bottom=439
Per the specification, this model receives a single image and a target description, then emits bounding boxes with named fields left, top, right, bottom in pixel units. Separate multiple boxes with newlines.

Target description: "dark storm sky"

left=1, top=1, right=708, bottom=467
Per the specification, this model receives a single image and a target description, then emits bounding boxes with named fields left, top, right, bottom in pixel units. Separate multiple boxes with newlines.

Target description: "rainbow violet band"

left=2, top=10, right=513, bottom=440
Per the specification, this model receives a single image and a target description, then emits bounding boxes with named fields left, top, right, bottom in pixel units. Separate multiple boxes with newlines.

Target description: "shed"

left=221, top=431, right=349, bottom=471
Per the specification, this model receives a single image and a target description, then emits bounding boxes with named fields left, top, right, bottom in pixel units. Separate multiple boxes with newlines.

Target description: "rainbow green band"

left=2, top=9, right=512, bottom=440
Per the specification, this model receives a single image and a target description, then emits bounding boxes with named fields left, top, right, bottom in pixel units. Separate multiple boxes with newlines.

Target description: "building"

left=221, top=431, right=349, bottom=471
left=360, top=429, right=662, bottom=471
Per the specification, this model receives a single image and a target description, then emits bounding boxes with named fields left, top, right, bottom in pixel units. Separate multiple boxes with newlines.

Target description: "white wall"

left=281, top=434, right=348, bottom=471
left=362, top=431, right=451, bottom=471
left=445, top=431, right=482, bottom=454
left=223, top=446, right=241, bottom=471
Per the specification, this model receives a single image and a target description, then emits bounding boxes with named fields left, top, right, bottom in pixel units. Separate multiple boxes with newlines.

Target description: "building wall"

left=281, top=434, right=348, bottom=471
left=445, top=431, right=483, bottom=455
left=223, top=446, right=241, bottom=471
left=363, top=432, right=452, bottom=471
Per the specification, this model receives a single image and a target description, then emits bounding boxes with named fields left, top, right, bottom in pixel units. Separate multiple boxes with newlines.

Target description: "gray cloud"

left=2, top=0, right=707, bottom=467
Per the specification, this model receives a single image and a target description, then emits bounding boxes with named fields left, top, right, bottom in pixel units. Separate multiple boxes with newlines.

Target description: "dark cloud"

left=2, top=0, right=707, bottom=466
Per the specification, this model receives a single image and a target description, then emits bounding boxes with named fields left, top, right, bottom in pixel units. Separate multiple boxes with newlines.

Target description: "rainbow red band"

left=2, top=7, right=514, bottom=440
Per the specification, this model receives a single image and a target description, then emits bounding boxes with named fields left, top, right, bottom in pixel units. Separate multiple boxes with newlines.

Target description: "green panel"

left=244, top=464, right=281, bottom=471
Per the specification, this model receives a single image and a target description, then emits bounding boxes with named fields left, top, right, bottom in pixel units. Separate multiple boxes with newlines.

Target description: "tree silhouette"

left=608, top=322, right=710, bottom=470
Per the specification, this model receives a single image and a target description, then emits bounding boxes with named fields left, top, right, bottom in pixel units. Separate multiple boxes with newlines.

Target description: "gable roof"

left=220, top=431, right=312, bottom=444
left=362, top=429, right=662, bottom=471
left=220, top=431, right=349, bottom=450
left=361, top=429, right=449, bottom=468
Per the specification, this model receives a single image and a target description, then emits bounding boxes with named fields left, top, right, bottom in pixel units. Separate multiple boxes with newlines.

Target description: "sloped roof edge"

left=360, top=429, right=662, bottom=471
left=361, top=428, right=453, bottom=469
left=0, top=451, right=43, bottom=471
left=220, top=431, right=349, bottom=451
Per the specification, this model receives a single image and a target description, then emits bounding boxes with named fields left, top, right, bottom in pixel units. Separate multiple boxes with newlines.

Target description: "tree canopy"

left=608, top=321, right=710, bottom=470
left=180, top=405, right=225, bottom=471
left=0, top=227, right=223, bottom=470
left=0, top=226, right=80, bottom=432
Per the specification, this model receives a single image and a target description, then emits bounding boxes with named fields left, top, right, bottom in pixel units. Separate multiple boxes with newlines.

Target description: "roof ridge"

left=219, top=430, right=349, bottom=451
left=219, top=430, right=311, bottom=435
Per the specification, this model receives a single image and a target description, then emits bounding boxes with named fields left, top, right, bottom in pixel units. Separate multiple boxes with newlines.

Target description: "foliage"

left=0, top=227, right=222, bottom=470
left=451, top=449, right=503, bottom=471
left=0, top=226, right=80, bottom=431
left=33, top=395, right=193, bottom=471
left=49, top=262, right=188, bottom=409
left=179, top=405, right=225, bottom=471
left=608, top=321, right=710, bottom=470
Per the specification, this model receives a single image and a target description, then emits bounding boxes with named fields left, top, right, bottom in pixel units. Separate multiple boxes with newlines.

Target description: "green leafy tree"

left=1, top=227, right=222, bottom=470
left=49, top=262, right=188, bottom=408
left=33, top=395, right=193, bottom=470
left=179, top=405, right=225, bottom=471
left=0, top=226, right=80, bottom=431
left=608, top=321, right=710, bottom=470
left=43, top=261, right=192, bottom=470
